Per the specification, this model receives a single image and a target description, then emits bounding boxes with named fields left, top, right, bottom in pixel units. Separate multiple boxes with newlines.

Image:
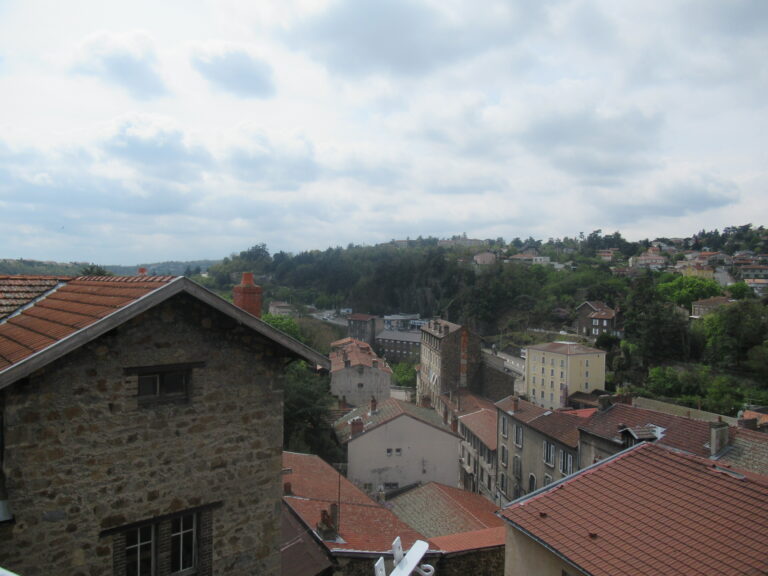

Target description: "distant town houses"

left=573, top=301, right=622, bottom=338
left=690, top=295, right=733, bottom=317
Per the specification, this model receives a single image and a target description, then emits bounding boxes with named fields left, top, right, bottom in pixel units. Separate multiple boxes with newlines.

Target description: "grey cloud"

left=73, top=37, right=166, bottom=100
left=103, top=122, right=214, bottom=181
left=523, top=109, right=663, bottom=184
left=228, top=144, right=318, bottom=190
left=288, top=0, right=552, bottom=76
left=685, top=0, right=768, bottom=38
left=191, top=50, right=275, bottom=98
left=597, top=176, right=739, bottom=224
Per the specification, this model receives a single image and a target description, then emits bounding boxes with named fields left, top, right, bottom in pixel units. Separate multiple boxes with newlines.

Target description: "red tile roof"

left=282, top=452, right=426, bottom=554
left=388, top=482, right=504, bottom=538
left=459, top=408, right=498, bottom=450
left=527, top=409, right=594, bottom=448
left=496, top=396, right=548, bottom=424
left=329, top=338, right=391, bottom=374
left=428, top=526, right=505, bottom=554
left=0, top=275, right=330, bottom=388
left=0, top=275, right=70, bottom=319
left=0, top=275, right=175, bottom=372
left=579, top=403, right=713, bottom=457
left=499, top=443, right=768, bottom=576
left=334, top=397, right=453, bottom=444
left=439, top=388, right=496, bottom=417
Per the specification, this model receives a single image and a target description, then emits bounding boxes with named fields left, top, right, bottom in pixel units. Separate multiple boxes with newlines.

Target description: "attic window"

left=126, top=362, right=205, bottom=406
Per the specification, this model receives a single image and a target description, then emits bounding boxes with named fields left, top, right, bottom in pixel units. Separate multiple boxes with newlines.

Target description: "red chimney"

left=138, top=267, right=147, bottom=275
left=512, top=396, right=519, bottom=412
left=350, top=417, right=364, bottom=437
left=233, top=272, right=262, bottom=318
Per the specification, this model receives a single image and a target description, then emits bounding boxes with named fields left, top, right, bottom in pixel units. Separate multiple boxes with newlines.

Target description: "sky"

left=0, top=0, right=766, bottom=265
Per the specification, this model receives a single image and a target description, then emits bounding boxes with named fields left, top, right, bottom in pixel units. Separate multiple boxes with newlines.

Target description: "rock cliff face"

left=1, top=293, right=286, bottom=576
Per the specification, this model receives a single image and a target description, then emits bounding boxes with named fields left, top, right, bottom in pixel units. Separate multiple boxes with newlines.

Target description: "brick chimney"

left=710, top=419, right=729, bottom=456
left=233, top=272, right=262, bottom=318
left=511, top=396, right=519, bottom=413
left=137, top=267, right=147, bottom=275
left=350, top=417, right=364, bottom=438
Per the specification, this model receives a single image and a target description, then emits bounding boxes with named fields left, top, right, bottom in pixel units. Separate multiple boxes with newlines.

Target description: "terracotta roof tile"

left=495, top=396, right=548, bottom=424
left=330, top=338, right=392, bottom=374
left=579, top=403, right=713, bottom=457
left=0, top=275, right=175, bottom=371
left=0, top=275, right=68, bottom=318
left=499, top=443, right=768, bottom=576
left=282, top=452, right=426, bottom=554
left=459, top=408, right=498, bottom=450
left=427, top=526, right=505, bottom=553
left=439, top=388, right=496, bottom=417
left=526, top=409, right=594, bottom=448
left=389, top=482, right=504, bottom=538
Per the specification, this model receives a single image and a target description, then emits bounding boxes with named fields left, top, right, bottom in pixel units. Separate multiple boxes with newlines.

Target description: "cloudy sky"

left=1, top=0, right=766, bottom=264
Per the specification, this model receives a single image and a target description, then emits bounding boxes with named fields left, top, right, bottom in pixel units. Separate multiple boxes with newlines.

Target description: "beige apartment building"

left=524, top=342, right=605, bottom=410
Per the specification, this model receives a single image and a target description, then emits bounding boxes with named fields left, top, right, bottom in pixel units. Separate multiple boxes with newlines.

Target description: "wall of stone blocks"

left=0, top=293, right=286, bottom=576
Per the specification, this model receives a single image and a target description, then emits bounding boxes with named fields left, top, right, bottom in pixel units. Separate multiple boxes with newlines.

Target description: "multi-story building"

left=347, top=313, right=381, bottom=348
left=329, top=337, right=392, bottom=407
left=573, top=301, right=621, bottom=338
left=375, top=329, right=422, bottom=363
left=524, top=342, right=606, bottom=410
left=457, top=397, right=498, bottom=501
left=416, top=319, right=482, bottom=415
left=495, top=396, right=593, bottom=505
left=0, top=273, right=328, bottom=576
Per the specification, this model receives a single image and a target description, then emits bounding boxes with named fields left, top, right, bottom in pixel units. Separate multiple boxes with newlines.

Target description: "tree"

left=391, top=362, right=417, bottom=388
left=656, top=275, right=721, bottom=310
left=79, top=264, right=112, bottom=276
left=703, top=300, right=767, bottom=368
left=261, top=313, right=304, bottom=342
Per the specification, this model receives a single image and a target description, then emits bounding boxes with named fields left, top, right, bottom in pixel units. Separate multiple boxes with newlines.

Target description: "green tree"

left=656, top=275, right=722, bottom=310
left=391, top=362, right=417, bottom=387
left=261, top=313, right=304, bottom=342
left=80, top=264, right=112, bottom=276
left=703, top=300, right=767, bottom=367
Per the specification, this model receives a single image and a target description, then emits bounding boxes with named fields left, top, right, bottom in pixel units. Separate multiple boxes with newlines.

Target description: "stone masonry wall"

left=0, top=293, right=286, bottom=576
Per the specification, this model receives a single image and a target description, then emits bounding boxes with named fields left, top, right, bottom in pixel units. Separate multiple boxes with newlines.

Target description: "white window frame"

left=560, top=450, right=574, bottom=475
left=501, top=445, right=508, bottom=468
left=514, top=425, right=523, bottom=448
left=543, top=441, right=555, bottom=467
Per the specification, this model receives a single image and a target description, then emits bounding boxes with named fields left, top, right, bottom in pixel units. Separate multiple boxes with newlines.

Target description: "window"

left=126, top=525, right=154, bottom=576
left=395, top=448, right=402, bottom=456
left=528, top=474, right=536, bottom=493
left=540, top=390, right=544, bottom=399
left=127, top=362, right=204, bottom=406
left=501, top=415, right=508, bottom=438
left=501, top=445, right=508, bottom=468
left=499, top=472, right=508, bottom=493
left=357, top=382, right=364, bottom=388
left=110, top=506, right=215, bottom=576
left=386, top=448, right=393, bottom=457
left=383, top=482, right=399, bottom=490
left=171, top=514, right=197, bottom=574
left=586, top=359, right=590, bottom=367
left=514, top=425, right=523, bottom=447
left=560, top=451, right=574, bottom=475
left=512, top=455, right=522, bottom=480
left=585, top=371, right=589, bottom=378
left=543, top=474, right=552, bottom=486
left=543, top=441, right=555, bottom=466
left=592, top=319, right=599, bottom=325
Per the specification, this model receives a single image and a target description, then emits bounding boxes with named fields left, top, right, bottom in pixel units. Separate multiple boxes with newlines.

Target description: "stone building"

left=329, top=338, right=392, bottom=407
left=416, top=319, right=482, bottom=415
left=0, top=273, right=328, bottom=576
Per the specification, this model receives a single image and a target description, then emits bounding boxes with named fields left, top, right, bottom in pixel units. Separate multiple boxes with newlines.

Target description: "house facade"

left=457, top=407, right=497, bottom=501
left=329, top=338, right=392, bottom=407
left=0, top=274, right=328, bottom=576
left=573, top=301, right=620, bottom=338
left=495, top=396, right=592, bottom=506
left=334, top=398, right=460, bottom=495
left=523, top=342, right=606, bottom=410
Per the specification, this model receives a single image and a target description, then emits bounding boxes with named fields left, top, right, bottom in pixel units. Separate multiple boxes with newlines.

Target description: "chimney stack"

left=710, top=419, right=729, bottom=456
left=511, top=396, right=519, bottom=413
left=233, top=272, right=262, bottom=318
left=137, top=267, right=147, bottom=275
left=370, top=396, right=377, bottom=414
left=350, top=417, right=364, bottom=438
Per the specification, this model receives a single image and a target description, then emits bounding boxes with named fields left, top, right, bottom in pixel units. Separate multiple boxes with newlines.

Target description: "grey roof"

left=375, top=330, right=422, bottom=343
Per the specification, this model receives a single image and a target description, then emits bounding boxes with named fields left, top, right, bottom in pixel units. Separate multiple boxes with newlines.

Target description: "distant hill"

left=0, top=258, right=219, bottom=277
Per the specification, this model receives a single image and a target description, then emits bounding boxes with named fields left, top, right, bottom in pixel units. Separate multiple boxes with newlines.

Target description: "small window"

left=501, top=445, right=508, bottom=467
left=138, top=371, right=189, bottom=401
left=560, top=451, right=574, bottom=476
left=383, top=482, right=399, bottom=490
left=543, top=441, right=555, bottom=466
left=543, top=474, right=552, bottom=486
left=357, top=382, right=364, bottom=388
left=528, top=474, right=536, bottom=493
left=514, top=425, right=523, bottom=448
left=512, top=455, right=522, bottom=480
left=395, top=448, right=402, bottom=456
left=386, top=448, right=393, bottom=457
left=171, top=514, right=197, bottom=574
left=501, top=415, right=508, bottom=438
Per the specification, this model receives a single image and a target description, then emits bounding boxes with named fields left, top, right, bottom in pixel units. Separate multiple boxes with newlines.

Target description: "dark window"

left=126, top=525, right=154, bottom=576
left=171, top=514, right=197, bottom=574
left=138, top=371, right=189, bottom=401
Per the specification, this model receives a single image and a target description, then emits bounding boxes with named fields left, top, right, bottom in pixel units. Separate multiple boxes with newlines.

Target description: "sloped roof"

left=428, top=527, right=505, bottom=554
left=0, top=275, right=329, bottom=389
left=0, top=275, right=68, bottom=319
left=527, top=409, right=595, bottom=448
left=526, top=342, right=604, bottom=355
left=334, top=398, right=454, bottom=444
left=282, top=452, right=426, bottom=554
left=579, top=403, right=713, bottom=458
left=499, top=443, right=768, bottom=576
left=439, top=388, right=496, bottom=417
left=375, top=329, right=422, bottom=343
left=458, top=408, right=498, bottom=450
left=281, top=503, right=333, bottom=576
left=718, top=427, right=768, bottom=475
left=388, top=482, right=503, bottom=539
left=329, top=338, right=391, bottom=374
left=496, top=396, right=548, bottom=424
